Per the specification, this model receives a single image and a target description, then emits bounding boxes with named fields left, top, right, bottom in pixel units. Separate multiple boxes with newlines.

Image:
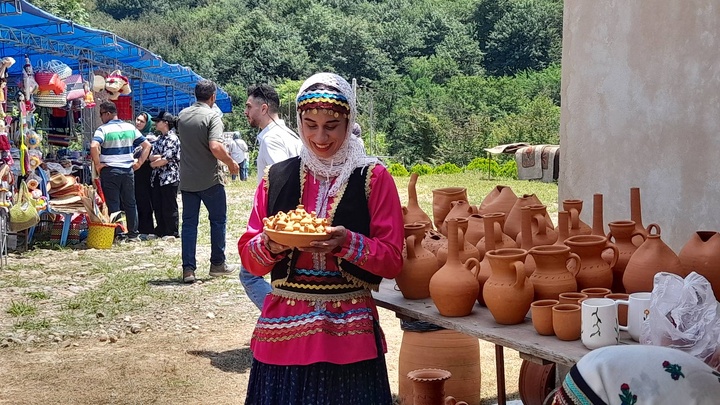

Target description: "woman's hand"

left=301, top=226, right=348, bottom=254
left=261, top=232, right=291, bottom=256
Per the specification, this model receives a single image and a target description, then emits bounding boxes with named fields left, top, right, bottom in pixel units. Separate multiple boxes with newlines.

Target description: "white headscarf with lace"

left=296, top=72, right=378, bottom=197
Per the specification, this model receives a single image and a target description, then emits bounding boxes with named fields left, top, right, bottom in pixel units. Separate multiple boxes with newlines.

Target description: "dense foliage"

left=31, top=0, right=563, bottom=167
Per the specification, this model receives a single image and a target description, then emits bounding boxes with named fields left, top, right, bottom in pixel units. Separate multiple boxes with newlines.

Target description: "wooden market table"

left=372, top=280, right=636, bottom=405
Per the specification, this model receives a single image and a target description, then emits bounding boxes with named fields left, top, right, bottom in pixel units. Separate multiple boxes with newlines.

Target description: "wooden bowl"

left=264, top=228, right=330, bottom=248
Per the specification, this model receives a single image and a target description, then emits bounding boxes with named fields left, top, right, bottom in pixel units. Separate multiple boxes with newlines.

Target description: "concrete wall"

left=559, top=0, right=720, bottom=252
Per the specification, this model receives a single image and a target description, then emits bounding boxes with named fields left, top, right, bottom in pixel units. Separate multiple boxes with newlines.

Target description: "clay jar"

left=604, top=220, right=645, bottom=293
left=678, top=231, right=720, bottom=301
left=554, top=211, right=570, bottom=246
left=562, top=199, right=592, bottom=236
left=423, top=229, right=447, bottom=257
left=432, top=187, right=468, bottom=234
left=483, top=248, right=534, bottom=325
left=403, top=173, right=432, bottom=230
left=396, top=223, right=439, bottom=300
left=464, top=214, right=485, bottom=247
left=528, top=245, right=580, bottom=301
left=477, top=185, right=517, bottom=217
left=504, top=194, right=551, bottom=239
left=629, top=187, right=649, bottom=246
left=623, top=224, right=685, bottom=293
left=476, top=212, right=517, bottom=259
left=591, top=193, right=605, bottom=236
left=563, top=235, right=618, bottom=291
left=515, top=204, right=558, bottom=248
left=406, top=369, right=469, bottom=405
left=429, top=219, right=481, bottom=317
left=437, top=218, right=480, bottom=267
left=441, top=200, right=475, bottom=236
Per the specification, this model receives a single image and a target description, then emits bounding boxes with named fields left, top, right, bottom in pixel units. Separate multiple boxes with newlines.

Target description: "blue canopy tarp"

left=0, top=0, right=231, bottom=113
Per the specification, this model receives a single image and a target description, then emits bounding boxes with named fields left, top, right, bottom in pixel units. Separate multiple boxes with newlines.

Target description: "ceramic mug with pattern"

left=581, top=298, right=624, bottom=349
left=615, top=292, right=651, bottom=342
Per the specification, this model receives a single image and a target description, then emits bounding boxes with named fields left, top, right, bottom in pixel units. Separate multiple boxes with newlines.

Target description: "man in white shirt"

left=241, top=84, right=301, bottom=309
left=227, top=132, right=249, bottom=181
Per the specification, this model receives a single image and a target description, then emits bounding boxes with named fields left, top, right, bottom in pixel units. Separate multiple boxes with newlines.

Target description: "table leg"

left=495, top=344, right=506, bottom=405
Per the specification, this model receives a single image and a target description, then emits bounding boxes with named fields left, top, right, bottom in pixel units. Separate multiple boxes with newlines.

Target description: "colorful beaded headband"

left=297, top=90, right=350, bottom=118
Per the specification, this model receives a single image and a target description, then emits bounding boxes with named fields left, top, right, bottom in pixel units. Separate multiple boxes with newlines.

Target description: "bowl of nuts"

left=263, top=205, right=331, bottom=248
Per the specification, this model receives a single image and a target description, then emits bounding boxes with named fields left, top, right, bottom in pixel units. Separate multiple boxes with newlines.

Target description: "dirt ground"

left=0, top=238, right=523, bottom=405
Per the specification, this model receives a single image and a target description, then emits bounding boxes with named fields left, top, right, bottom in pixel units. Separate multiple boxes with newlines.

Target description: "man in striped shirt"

left=90, top=101, right=152, bottom=242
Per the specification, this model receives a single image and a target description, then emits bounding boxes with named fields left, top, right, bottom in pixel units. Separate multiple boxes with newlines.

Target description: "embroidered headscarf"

left=296, top=72, right=378, bottom=197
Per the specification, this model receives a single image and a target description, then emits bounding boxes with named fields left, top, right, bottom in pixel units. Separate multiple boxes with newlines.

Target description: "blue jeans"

left=240, top=265, right=272, bottom=310
left=100, top=167, right=138, bottom=237
left=181, top=184, right=227, bottom=270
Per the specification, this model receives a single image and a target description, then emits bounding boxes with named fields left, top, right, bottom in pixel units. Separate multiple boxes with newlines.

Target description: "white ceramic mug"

left=616, top=292, right=652, bottom=342
left=581, top=298, right=624, bottom=349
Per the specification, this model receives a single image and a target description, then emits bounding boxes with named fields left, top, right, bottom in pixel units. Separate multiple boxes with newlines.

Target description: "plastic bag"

left=641, top=271, right=720, bottom=369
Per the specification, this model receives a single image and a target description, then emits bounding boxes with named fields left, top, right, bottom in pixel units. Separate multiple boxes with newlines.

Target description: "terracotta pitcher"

left=441, top=200, right=475, bottom=235
left=563, top=199, right=592, bottom=236
left=403, top=173, right=432, bottom=230
left=483, top=248, right=534, bottom=325
left=528, top=245, right=580, bottom=300
left=515, top=204, right=557, bottom=248
left=432, top=187, right=467, bottom=233
left=629, top=187, right=649, bottom=246
left=429, top=219, right=481, bottom=317
left=477, top=185, right=517, bottom=217
left=604, top=220, right=645, bottom=293
left=624, top=224, right=685, bottom=293
left=591, top=193, right=605, bottom=236
left=504, top=194, right=551, bottom=239
left=437, top=218, right=480, bottom=267
left=554, top=211, right=570, bottom=246
left=476, top=212, right=516, bottom=259
left=564, top=235, right=618, bottom=290
left=407, top=369, right=469, bottom=405
left=464, top=214, right=485, bottom=246
left=679, top=231, right=720, bottom=301
left=397, top=223, right=439, bottom=299
left=423, top=229, right=447, bottom=257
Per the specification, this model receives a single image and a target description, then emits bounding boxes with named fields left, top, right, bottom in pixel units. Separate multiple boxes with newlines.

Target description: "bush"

left=433, top=163, right=463, bottom=175
left=466, top=157, right=501, bottom=174
left=387, top=163, right=409, bottom=177
left=497, top=160, right=518, bottom=179
left=410, top=163, right=433, bottom=176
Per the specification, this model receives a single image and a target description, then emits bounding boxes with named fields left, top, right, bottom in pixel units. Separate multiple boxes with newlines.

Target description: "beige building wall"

left=559, top=0, right=720, bottom=252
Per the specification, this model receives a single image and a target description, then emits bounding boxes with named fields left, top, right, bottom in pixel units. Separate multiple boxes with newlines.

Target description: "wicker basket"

left=86, top=222, right=116, bottom=249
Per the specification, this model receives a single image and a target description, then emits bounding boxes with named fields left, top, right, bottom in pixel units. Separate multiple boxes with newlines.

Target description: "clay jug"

left=624, top=224, right=686, bottom=293
left=403, top=173, right=433, bottom=230
left=517, top=206, right=537, bottom=278
left=504, top=194, right=553, bottom=239
left=464, top=214, right=485, bottom=246
left=564, top=235, right=618, bottom=290
left=437, top=218, right=480, bottom=267
left=629, top=187, right=649, bottom=246
left=476, top=212, right=517, bottom=259
left=604, top=220, right=645, bottom=293
left=554, top=211, right=570, bottom=246
left=483, top=248, right=534, bottom=325
left=473, top=213, right=504, bottom=306
left=406, top=369, right=469, bottom=405
left=397, top=223, right=439, bottom=299
left=429, top=219, right=481, bottom=317
left=563, top=199, right=592, bottom=236
left=515, top=204, right=557, bottom=248
left=399, top=329, right=481, bottom=405
left=678, top=231, right=720, bottom=301
left=591, top=193, right=605, bottom=236
left=441, top=200, right=475, bottom=235
left=432, top=187, right=467, bottom=234
left=528, top=245, right=580, bottom=301
left=423, top=229, right=447, bottom=257
left=477, top=185, right=517, bottom=217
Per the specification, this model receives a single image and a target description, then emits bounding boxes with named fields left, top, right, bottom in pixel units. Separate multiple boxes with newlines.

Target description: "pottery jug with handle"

left=403, top=173, right=432, bottom=230
left=397, top=223, right=439, bottom=299
left=564, top=234, right=617, bottom=291
left=528, top=245, right=580, bottom=301
left=563, top=199, right=592, bottom=237
left=623, top=224, right=685, bottom=293
left=432, top=187, right=467, bottom=235
left=483, top=248, right=534, bottom=325
left=678, top=231, right=720, bottom=301
left=604, top=220, right=645, bottom=293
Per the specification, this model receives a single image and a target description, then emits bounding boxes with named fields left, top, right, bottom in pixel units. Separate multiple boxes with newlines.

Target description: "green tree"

left=30, top=0, right=90, bottom=24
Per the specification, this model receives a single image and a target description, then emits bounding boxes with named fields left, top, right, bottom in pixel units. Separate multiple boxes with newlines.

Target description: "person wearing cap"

left=134, top=111, right=157, bottom=240
left=90, top=101, right=151, bottom=242
left=226, top=131, right=248, bottom=181
left=149, top=111, right=180, bottom=241
left=176, top=80, right=239, bottom=284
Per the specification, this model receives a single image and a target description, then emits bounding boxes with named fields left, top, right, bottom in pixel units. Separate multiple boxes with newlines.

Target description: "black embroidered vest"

left=267, top=157, right=382, bottom=293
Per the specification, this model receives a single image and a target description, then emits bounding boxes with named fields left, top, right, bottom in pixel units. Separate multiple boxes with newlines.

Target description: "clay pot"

left=530, top=299, right=559, bottom=336
left=604, top=220, right=645, bottom=293
left=591, top=193, right=605, bottom=236
left=558, top=292, right=587, bottom=305
left=399, top=330, right=481, bottom=405
left=528, top=245, right=580, bottom=301
left=519, top=360, right=556, bottom=405
left=441, top=200, right=476, bottom=235
left=423, top=229, right=448, bottom=257
left=483, top=248, right=534, bottom=325
left=464, top=214, right=485, bottom=247
left=552, top=304, right=581, bottom=341
left=432, top=187, right=468, bottom=234
left=437, top=218, right=480, bottom=267
left=629, top=187, right=649, bottom=246
left=564, top=235, right=618, bottom=291
left=580, top=287, right=611, bottom=298
left=403, top=173, right=433, bottom=230
left=397, top=223, right=439, bottom=299
left=476, top=212, right=517, bottom=259
left=554, top=211, right=570, bottom=246
left=406, top=369, right=469, bottom=405
left=477, top=185, right=517, bottom=217
left=515, top=204, right=557, bottom=248
left=562, top=199, right=592, bottom=237
left=678, top=231, right=720, bottom=301
left=429, top=219, right=481, bottom=317
left=623, top=224, right=685, bottom=293
left=504, top=194, right=552, bottom=239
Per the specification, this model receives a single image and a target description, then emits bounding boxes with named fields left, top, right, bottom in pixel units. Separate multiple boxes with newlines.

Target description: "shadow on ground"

left=187, top=347, right=254, bottom=373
